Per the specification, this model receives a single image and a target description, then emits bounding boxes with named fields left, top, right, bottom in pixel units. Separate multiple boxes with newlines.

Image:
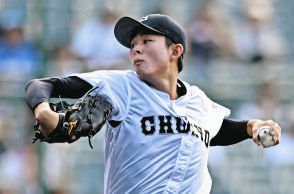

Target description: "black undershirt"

left=25, top=76, right=251, bottom=146
left=25, top=76, right=93, bottom=111
left=211, top=119, right=250, bottom=146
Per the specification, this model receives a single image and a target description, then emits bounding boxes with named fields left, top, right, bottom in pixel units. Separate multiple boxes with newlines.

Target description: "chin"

left=136, top=72, right=147, bottom=82
left=135, top=69, right=143, bottom=77
left=136, top=73, right=144, bottom=80
left=135, top=69, right=152, bottom=81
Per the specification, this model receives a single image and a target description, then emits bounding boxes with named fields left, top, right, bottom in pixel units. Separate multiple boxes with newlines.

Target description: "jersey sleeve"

left=194, top=87, right=231, bottom=138
left=73, top=70, right=131, bottom=121
left=204, top=99, right=231, bottom=138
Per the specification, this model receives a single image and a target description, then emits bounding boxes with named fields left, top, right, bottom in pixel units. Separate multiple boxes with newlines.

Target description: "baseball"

left=257, top=126, right=275, bottom=148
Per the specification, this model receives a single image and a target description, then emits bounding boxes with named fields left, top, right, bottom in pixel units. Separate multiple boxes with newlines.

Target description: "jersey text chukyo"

left=141, top=115, right=210, bottom=147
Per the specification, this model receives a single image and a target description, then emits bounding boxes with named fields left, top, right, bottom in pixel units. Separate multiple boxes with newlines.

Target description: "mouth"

left=133, top=59, right=144, bottom=66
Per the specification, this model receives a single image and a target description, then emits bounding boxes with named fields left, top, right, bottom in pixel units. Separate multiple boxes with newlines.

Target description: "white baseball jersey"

left=75, top=70, right=230, bottom=194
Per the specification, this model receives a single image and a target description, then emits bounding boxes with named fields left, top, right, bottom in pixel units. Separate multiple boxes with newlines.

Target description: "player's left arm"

left=210, top=118, right=281, bottom=147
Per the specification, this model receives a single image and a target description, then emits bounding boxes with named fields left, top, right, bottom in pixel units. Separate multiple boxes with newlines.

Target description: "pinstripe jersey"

left=75, top=70, right=230, bottom=194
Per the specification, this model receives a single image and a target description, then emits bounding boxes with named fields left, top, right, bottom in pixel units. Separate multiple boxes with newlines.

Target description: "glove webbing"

left=69, top=96, right=110, bottom=149
left=86, top=96, right=110, bottom=149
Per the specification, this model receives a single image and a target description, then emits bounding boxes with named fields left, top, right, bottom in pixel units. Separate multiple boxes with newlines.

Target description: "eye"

left=144, top=39, right=152, bottom=44
left=130, top=42, right=135, bottom=49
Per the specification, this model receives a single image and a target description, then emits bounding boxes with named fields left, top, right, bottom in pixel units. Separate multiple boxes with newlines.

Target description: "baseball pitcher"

left=25, top=14, right=281, bottom=194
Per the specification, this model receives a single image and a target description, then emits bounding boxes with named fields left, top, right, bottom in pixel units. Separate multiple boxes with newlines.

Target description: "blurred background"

left=0, top=0, right=293, bottom=193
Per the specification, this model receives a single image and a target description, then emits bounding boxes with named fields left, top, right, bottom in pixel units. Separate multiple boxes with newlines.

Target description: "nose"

left=132, top=43, right=143, bottom=55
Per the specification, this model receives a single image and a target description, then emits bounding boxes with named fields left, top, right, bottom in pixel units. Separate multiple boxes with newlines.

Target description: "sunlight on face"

left=129, top=34, right=172, bottom=81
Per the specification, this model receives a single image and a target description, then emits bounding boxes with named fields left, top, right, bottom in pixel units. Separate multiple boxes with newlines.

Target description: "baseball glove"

left=32, top=88, right=113, bottom=148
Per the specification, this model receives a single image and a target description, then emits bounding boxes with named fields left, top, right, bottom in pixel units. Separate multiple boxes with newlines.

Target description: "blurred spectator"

left=0, top=135, right=40, bottom=194
left=46, top=45, right=87, bottom=76
left=234, top=79, right=283, bottom=121
left=41, top=144, right=73, bottom=194
left=40, top=132, right=105, bottom=194
left=0, top=100, right=40, bottom=194
left=0, top=10, right=42, bottom=193
left=186, top=0, right=233, bottom=80
left=0, top=9, right=42, bottom=79
left=231, top=0, right=286, bottom=64
left=71, top=9, right=129, bottom=71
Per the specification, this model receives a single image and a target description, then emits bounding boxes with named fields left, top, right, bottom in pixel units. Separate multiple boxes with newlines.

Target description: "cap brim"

left=114, top=16, right=163, bottom=48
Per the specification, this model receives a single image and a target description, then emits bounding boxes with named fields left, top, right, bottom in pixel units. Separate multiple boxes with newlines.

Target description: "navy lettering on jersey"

left=204, top=130, right=210, bottom=147
left=141, top=115, right=210, bottom=147
left=141, top=116, right=155, bottom=135
left=191, top=124, right=203, bottom=141
left=175, top=117, right=190, bottom=133
left=159, top=116, right=173, bottom=134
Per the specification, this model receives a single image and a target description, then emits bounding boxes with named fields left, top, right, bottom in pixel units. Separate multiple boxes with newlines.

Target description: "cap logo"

left=140, top=16, right=148, bottom=22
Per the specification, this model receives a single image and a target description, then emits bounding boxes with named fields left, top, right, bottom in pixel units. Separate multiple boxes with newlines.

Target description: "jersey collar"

left=177, top=79, right=187, bottom=97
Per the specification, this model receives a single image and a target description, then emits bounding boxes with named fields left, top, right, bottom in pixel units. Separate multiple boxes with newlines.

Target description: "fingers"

left=249, top=119, right=264, bottom=146
left=263, top=119, right=281, bottom=145
left=250, top=119, right=281, bottom=147
left=272, top=122, right=281, bottom=145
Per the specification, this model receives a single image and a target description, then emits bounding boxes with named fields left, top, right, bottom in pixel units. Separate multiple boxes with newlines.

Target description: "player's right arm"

left=210, top=118, right=281, bottom=147
left=25, top=76, right=93, bottom=136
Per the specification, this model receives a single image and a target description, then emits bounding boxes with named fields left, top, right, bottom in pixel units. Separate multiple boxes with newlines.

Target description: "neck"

left=145, top=73, right=179, bottom=100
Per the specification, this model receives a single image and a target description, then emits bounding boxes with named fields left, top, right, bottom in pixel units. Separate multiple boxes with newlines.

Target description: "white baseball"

left=257, top=126, right=275, bottom=148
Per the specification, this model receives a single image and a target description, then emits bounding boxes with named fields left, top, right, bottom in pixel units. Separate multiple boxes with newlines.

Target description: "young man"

left=25, top=14, right=281, bottom=194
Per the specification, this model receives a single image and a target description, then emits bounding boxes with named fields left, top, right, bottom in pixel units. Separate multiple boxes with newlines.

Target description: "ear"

left=171, top=44, right=184, bottom=60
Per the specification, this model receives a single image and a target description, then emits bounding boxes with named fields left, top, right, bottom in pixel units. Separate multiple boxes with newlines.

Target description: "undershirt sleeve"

left=210, top=118, right=251, bottom=146
left=25, top=76, right=93, bottom=111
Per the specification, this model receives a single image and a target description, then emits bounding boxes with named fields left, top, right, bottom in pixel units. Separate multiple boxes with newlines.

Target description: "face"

left=129, top=34, right=174, bottom=82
